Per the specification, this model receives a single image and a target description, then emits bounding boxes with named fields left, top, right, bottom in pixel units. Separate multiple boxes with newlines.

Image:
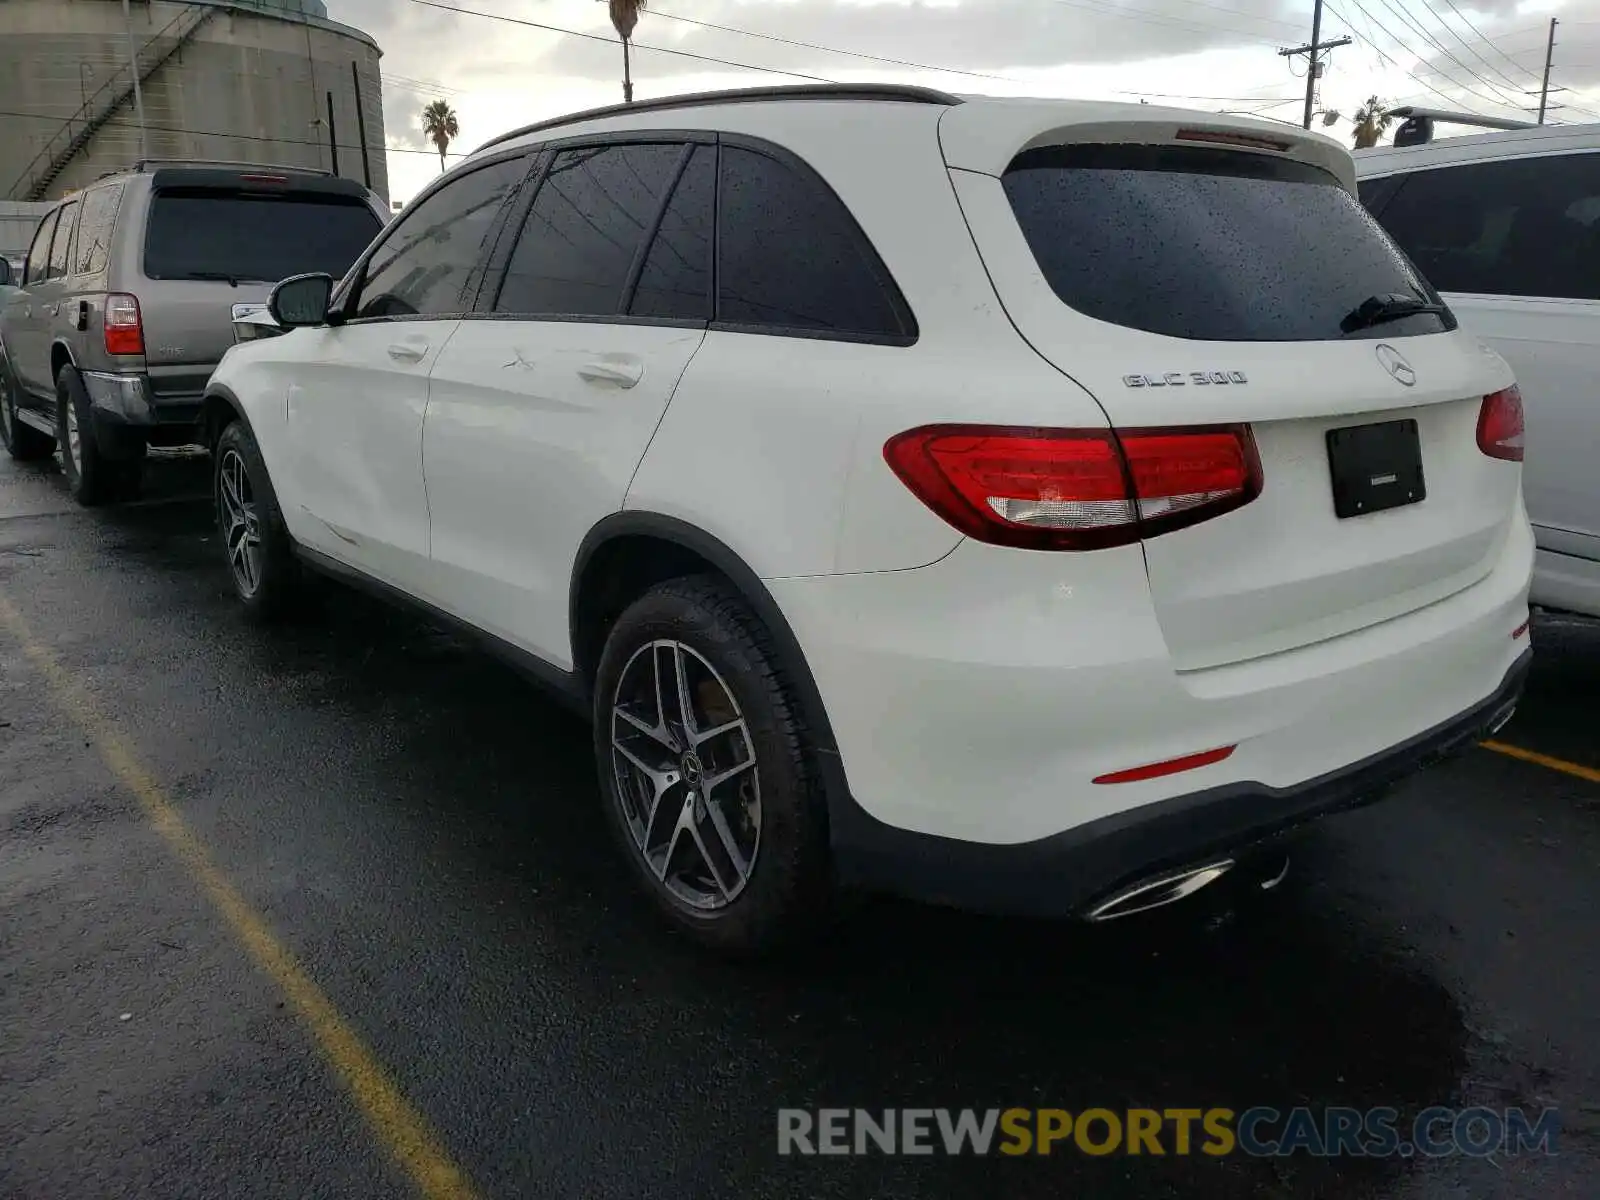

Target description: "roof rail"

left=475, top=83, right=964, bottom=155
left=131, top=158, right=337, bottom=176
left=1387, top=106, right=1536, bottom=147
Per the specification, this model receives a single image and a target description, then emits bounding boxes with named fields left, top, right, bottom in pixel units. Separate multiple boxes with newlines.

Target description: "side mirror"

left=0, top=257, right=12, bottom=287
left=268, top=272, right=334, bottom=329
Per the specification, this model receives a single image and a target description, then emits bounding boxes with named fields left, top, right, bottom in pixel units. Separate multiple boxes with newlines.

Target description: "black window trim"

left=332, top=146, right=539, bottom=326
left=468, top=129, right=920, bottom=347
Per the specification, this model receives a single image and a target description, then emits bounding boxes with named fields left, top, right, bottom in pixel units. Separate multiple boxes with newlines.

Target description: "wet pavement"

left=1, top=451, right=1596, bottom=1199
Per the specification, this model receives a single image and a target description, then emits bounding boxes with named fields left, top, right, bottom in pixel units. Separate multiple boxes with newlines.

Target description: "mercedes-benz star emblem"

left=681, top=752, right=704, bottom=787
left=1375, top=344, right=1417, bottom=387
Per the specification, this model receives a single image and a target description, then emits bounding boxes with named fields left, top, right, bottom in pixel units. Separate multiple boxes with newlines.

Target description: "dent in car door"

left=285, top=317, right=458, bottom=584
left=284, top=153, right=530, bottom=590
left=422, top=141, right=712, bottom=667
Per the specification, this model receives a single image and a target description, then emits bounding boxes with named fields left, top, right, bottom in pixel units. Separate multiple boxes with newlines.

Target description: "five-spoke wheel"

left=611, top=639, right=762, bottom=911
left=218, top=446, right=263, bottom=597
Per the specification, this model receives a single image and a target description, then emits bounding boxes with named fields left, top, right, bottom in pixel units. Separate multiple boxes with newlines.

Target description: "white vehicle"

left=203, top=85, right=1533, bottom=953
left=1356, top=116, right=1600, bottom=619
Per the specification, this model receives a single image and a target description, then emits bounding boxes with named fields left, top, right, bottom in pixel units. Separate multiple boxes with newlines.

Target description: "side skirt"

left=292, top=544, right=591, bottom=719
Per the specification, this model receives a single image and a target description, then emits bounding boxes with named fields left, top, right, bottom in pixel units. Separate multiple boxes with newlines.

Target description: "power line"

left=1365, top=0, right=1528, bottom=109
left=0, top=106, right=467, bottom=160
left=619, top=6, right=1018, bottom=82
left=1326, top=0, right=1514, bottom=113
left=1426, top=0, right=1542, bottom=84
left=402, top=0, right=837, bottom=83
left=1320, top=0, right=1491, bottom=114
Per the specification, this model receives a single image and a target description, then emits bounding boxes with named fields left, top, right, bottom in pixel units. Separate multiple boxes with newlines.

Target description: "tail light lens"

left=1477, top=386, right=1524, bottom=461
left=104, top=293, right=144, bottom=356
left=882, top=424, right=1262, bottom=550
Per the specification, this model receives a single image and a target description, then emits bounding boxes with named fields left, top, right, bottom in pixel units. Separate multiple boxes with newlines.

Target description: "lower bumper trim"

left=828, top=649, right=1532, bottom=918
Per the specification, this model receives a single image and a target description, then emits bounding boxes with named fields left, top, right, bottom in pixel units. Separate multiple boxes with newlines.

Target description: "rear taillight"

left=882, top=424, right=1262, bottom=550
left=1477, top=386, right=1524, bottom=462
left=104, top=293, right=143, bottom=356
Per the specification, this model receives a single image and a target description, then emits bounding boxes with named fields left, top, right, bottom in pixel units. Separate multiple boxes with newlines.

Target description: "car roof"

left=466, top=84, right=1355, bottom=187
left=1355, top=122, right=1600, bottom=175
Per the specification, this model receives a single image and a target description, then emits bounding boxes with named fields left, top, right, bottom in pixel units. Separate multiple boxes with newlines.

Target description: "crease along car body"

left=199, top=86, right=1534, bottom=953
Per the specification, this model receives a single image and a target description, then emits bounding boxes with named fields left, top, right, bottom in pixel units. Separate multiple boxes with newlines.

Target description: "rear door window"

left=1002, top=143, right=1451, bottom=341
left=494, top=143, right=684, bottom=317
left=144, top=189, right=384, bottom=285
left=1369, top=152, right=1600, bottom=300
left=715, top=145, right=912, bottom=341
left=45, top=201, right=79, bottom=280
left=74, top=184, right=124, bottom=275
left=628, top=145, right=714, bottom=321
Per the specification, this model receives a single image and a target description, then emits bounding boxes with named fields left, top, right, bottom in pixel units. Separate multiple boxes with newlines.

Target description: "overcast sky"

left=323, top=0, right=1598, bottom=203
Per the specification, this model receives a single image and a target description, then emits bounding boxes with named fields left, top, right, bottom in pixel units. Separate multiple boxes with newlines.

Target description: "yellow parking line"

left=1482, top=739, right=1600, bottom=785
left=0, top=591, right=481, bottom=1200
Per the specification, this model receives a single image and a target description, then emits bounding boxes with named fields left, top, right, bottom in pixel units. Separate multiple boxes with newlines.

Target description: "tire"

left=1, top=354, right=55, bottom=462
left=214, top=418, right=300, bottom=621
left=593, top=574, right=836, bottom=955
left=55, top=365, right=138, bottom=505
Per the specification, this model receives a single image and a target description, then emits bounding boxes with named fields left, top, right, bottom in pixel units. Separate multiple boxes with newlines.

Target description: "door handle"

left=387, top=338, right=428, bottom=363
left=576, top=357, right=643, bottom=388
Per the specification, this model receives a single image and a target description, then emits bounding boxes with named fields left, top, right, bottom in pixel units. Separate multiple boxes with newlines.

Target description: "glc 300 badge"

left=1123, top=370, right=1248, bottom=388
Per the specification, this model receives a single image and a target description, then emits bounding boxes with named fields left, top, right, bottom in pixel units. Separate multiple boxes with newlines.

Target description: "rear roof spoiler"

left=1386, top=106, right=1536, bottom=147
left=148, top=167, right=370, bottom=197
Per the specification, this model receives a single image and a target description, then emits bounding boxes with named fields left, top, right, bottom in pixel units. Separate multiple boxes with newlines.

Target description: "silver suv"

left=0, top=160, right=387, bottom=504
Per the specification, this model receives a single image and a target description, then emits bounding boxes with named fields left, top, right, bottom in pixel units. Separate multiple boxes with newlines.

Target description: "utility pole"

left=1537, top=17, right=1558, bottom=125
left=121, top=0, right=148, bottom=160
left=1280, top=0, right=1352, bottom=130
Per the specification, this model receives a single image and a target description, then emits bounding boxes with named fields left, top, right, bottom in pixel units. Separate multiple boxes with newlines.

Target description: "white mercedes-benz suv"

left=203, top=85, right=1533, bottom=953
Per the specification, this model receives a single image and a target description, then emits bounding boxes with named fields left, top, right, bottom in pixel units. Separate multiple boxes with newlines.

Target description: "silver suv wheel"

left=609, top=639, right=762, bottom=911
left=218, top=447, right=263, bottom=596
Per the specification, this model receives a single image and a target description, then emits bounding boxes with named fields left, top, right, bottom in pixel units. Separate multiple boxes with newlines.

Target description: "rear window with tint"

left=1002, top=144, right=1452, bottom=342
left=144, top=189, right=382, bottom=284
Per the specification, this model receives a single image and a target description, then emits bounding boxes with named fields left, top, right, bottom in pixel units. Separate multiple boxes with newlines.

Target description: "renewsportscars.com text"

left=777, top=1106, right=1559, bottom=1158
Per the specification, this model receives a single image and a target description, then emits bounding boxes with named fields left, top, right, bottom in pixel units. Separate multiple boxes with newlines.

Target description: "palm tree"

left=421, top=100, right=459, bottom=172
left=1352, top=96, right=1392, bottom=149
left=609, top=0, right=646, bottom=104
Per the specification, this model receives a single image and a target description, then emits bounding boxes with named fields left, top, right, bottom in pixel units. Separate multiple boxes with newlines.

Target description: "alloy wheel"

left=218, top=448, right=263, bottom=596
left=63, top=397, right=80, bottom=473
left=610, top=639, right=762, bottom=911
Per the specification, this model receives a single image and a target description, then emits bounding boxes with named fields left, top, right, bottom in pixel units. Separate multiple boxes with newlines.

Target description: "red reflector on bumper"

left=1094, top=745, right=1237, bottom=785
left=1512, top=619, right=1530, bottom=639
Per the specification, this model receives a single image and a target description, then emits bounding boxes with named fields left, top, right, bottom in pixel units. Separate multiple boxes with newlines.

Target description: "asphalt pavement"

left=1, top=450, right=1596, bottom=1199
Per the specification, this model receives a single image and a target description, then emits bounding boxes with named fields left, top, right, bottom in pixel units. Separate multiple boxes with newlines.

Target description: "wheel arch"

left=49, top=338, right=79, bottom=382
left=570, top=513, right=848, bottom=799
left=198, top=383, right=254, bottom=452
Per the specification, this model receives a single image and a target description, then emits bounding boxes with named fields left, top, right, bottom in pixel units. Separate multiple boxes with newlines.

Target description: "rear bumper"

left=83, top=371, right=202, bottom=432
left=828, top=649, right=1529, bottom=917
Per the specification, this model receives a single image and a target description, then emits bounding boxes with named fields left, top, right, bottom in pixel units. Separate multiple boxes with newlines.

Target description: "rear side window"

left=354, top=157, right=525, bottom=319
left=46, top=201, right=79, bottom=280
left=495, top=143, right=683, bottom=316
left=1370, top=153, right=1600, bottom=300
left=1357, top=173, right=1404, bottom=215
left=629, top=145, right=714, bottom=321
left=145, top=188, right=384, bottom=285
left=716, top=145, right=911, bottom=340
left=1003, top=144, right=1450, bottom=341
left=74, top=184, right=124, bottom=275
left=24, top=210, right=58, bottom=285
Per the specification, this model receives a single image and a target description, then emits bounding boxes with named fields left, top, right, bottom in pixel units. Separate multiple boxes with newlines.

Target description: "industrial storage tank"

left=1, top=0, right=388, bottom=203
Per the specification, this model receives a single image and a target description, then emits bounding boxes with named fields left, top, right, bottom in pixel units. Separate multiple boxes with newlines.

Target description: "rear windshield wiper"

left=1340, top=292, right=1448, bottom=334
left=166, top=270, right=276, bottom=286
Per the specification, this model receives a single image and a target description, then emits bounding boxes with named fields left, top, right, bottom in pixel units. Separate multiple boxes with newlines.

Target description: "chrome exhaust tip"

left=1085, top=859, right=1235, bottom=922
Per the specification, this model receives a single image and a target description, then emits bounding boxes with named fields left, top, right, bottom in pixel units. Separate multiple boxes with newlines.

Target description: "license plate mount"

left=1325, top=418, right=1425, bottom=519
